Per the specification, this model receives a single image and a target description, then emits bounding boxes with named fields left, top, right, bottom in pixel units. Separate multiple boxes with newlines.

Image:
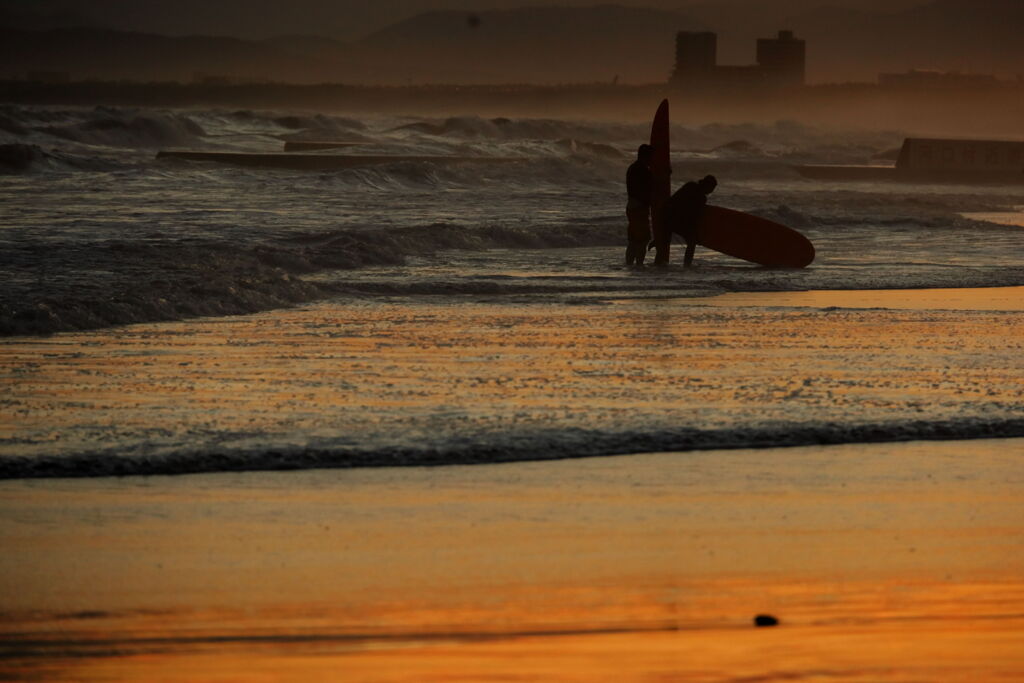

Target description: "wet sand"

left=2, top=287, right=1023, bottom=471
left=2, top=287, right=1023, bottom=679
left=962, top=208, right=1024, bottom=229
left=2, top=439, right=1023, bottom=680
left=682, top=284, right=1024, bottom=311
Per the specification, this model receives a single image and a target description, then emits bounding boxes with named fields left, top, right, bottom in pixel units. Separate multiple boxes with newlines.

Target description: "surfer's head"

left=699, top=174, right=717, bottom=194
left=636, top=144, right=653, bottom=161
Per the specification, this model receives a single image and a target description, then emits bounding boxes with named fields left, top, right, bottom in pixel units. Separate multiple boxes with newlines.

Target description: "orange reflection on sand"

left=1, top=299, right=1022, bottom=459
left=11, top=579, right=1024, bottom=682
left=2, top=296, right=1024, bottom=679
left=2, top=436, right=1024, bottom=680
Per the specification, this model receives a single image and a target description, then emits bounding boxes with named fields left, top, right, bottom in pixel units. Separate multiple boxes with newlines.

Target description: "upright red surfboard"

left=697, top=206, right=815, bottom=268
left=649, top=99, right=671, bottom=264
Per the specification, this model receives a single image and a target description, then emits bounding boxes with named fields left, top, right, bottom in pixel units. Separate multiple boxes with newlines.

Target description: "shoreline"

left=3, top=439, right=1023, bottom=680
left=3, top=283, right=1022, bottom=679
left=2, top=285, right=1022, bottom=478
left=4, top=281, right=1024, bottom=340
left=3, top=422, right=1023, bottom=481
left=613, top=284, right=1024, bottom=311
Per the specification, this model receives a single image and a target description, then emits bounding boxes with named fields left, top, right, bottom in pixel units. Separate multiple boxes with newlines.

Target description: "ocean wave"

left=283, top=220, right=622, bottom=254
left=0, top=105, right=368, bottom=156
left=380, top=116, right=901, bottom=163
left=0, top=142, right=123, bottom=173
left=4, top=210, right=1023, bottom=336
left=708, top=139, right=764, bottom=157
left=2, top=418, right=1021, bottom=480
left=225, top=109, right=371, bottom=140
left=0, top=240, right=329, bottom=335
left=749, top=204, right=816, bottom=228
left=0, top=105, right=911, bottom=176
left=0, top=111, right=30, bottom=136
left=0, top=143, right=44, bottom=171
left=0, top=221, right=625, bottom=335
left=388, top=115, right=644, bottom=143
left=30, top=110, right=205, bottom=149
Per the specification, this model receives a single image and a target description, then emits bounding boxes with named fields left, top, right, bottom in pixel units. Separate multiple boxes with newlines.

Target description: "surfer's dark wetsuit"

left=625, top=146, right=654, bottom=266
left=663, top=175, right=717, bottom=267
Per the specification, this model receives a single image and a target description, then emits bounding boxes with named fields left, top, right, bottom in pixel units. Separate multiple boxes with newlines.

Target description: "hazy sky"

left=3, top=0, right=931, bottom=40
left=8, top=0, right=1019, bottom=84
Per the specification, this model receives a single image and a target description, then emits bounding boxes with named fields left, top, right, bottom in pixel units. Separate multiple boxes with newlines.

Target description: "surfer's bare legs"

left=625, top=241, right=646, bottom=266
left=683, top=240, right=696, bottom=267
left=652, top=234, right=671, bottom=265
left=624, top=199, right=651, bottom=267
left=634, top=241, right=647, bottom=266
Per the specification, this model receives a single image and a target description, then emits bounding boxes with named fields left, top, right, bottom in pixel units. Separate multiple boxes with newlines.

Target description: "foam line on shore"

left=3, top=419, right=1022, bottom=480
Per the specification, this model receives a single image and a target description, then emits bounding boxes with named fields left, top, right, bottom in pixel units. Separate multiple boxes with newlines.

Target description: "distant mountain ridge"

left=354, top=5, right=701, bottom=84
left=0, top=27, right=317, bottom=83
left=1, top=1, right=1021, bottom=85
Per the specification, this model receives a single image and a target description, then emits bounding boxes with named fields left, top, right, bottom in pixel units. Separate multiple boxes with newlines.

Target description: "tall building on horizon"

left=672, top=31, right=717, bottom=83
left=756, top=30, right=806, bottom=87
left=670, top=29, right=805, bottom=88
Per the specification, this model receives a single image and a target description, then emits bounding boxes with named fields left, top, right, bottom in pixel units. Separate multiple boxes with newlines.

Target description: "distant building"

left=672, top=31, right=717, bottom=83
left=670, top=30, right=805, bottom=88
left=879, top=69, right=999, bottom=88
left=756, top=30, right=805, bottom=87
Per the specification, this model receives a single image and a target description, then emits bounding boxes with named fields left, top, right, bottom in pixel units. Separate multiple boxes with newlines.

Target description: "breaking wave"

left=0, top=142, right=123, bottom=172
left=3, top=103, right=1022, bottom=337
left=4, top=195, right=1024, bottom=336
left=0, top=104, right=911, bottom=172
left=2, top=418, right=1022, bottom=479
left=0, top=221, right=624, bottom=335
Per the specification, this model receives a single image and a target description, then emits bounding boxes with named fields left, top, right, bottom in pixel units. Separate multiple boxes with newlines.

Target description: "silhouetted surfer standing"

left=625, top=144, right=654, bottom=266
left=664, top=174, right=717, bottom=267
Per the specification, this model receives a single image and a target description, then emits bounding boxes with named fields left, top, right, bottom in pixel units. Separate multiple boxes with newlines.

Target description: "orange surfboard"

left=697, top=206, right=815, bottom=268
left=649, top=100, right=671, bottom=263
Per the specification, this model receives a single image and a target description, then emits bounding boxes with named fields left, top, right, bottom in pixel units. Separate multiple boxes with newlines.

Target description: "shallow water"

left=3, top=105, right=1024, bottom=336
left=674, top=285, right=1024, bottom=310
left=3, top=105, right=1024, bottom=474
left=962, top=207, right=1024, bottom=227
left=2, top=292, right=1022, bottom=476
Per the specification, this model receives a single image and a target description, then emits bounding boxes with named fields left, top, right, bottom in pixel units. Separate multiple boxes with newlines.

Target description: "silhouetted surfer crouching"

left=624, top=144, right=654, bottom=267
left=663, top=174, right=717, bottom=267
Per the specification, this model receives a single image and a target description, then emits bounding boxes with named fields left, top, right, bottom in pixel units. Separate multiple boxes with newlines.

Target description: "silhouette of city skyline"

left=671, top=30, right=806, bottom=89
left=2, top=1, right=1021, bottom=86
